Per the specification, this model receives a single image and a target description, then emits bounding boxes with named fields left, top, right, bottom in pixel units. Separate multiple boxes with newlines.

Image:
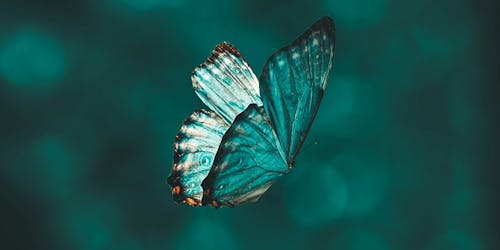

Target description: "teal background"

left=1, top=0, right=498, bottom=249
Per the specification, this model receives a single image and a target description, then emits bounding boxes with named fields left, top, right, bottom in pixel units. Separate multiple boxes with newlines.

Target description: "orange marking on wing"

left=172, top=186, right=181, bottom=195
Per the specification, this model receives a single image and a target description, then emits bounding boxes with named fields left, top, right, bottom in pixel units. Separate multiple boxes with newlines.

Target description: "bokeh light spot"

left=381, top=23, right=475, bottom=90
left=55, top=196, right=126, bottom=250
left=323, top=0, right=388, bottom=29
left=430, top=231, right=484, bottom=250
left=330, top=152, right=388, bottom=217
left=0, top=27, right=66, bottom=90
left=442, top=156, right=483, bottom=230
left=316, top=75, right=386, bottom=138
left=350, top=233, right=388, bottom=250
left=284, top=164, right=347, bottom=227
left=329, top=231, right=389, bottom=250
left=174, top=217, right=236, bottom=250
left=447, top=71, right=484, bottom=138
left=109, top=0, right=183, bottom=11
left=3, top=134, right=83, bottom=200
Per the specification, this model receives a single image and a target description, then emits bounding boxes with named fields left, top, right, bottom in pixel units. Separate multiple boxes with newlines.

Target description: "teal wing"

left=192, top=42, right=263, bottom=124
left=168, top=43, right=263, bottom=206
left=259, top=17, right=335, bottom=163
left=201, top=104, right=288, bottom=208
left=167, top=110, right=229, bottom=206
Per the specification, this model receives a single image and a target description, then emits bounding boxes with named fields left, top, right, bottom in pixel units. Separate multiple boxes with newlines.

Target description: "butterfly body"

left=168, top=17, right=335, bottom=207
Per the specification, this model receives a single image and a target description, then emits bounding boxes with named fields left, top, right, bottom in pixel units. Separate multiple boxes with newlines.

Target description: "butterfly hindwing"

left=167, top=109, right=229, bottom=206
left=192, top=42, right=263, bottom=124
left=201, top=104, right=288, bottom=207
left=259, top=17, right=335, bottom=163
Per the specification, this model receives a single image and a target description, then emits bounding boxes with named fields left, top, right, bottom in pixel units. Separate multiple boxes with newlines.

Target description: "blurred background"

left=1, top=0, right=498, bottom=249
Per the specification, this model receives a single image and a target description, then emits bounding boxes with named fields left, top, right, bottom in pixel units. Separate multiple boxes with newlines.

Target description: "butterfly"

left=167, top=16, right=335, bottom=208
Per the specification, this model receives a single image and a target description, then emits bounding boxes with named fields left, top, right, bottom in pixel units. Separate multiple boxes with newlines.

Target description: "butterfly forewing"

left=192, top=42, right=263, bottom=124
left=259, top=17, right=335, bottom=163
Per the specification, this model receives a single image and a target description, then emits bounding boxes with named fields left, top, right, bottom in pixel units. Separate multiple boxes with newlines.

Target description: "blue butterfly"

left=167, top=17, right=335, bottom=207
